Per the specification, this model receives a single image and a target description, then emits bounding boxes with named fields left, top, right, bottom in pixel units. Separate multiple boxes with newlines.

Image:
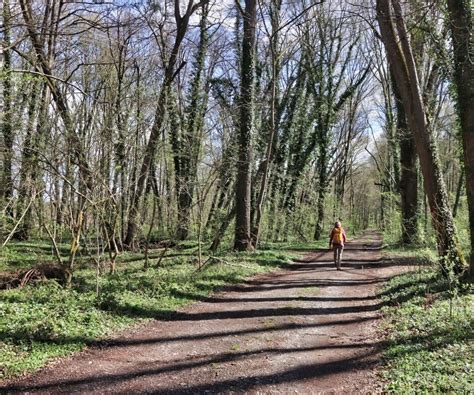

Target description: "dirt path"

left=1, top=232, right=410, bottom=394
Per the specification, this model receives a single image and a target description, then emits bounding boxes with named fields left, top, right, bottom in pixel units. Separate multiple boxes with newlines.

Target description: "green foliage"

left=385, top=245, right=438, bottom=265
left=0, top=245, right=296, bottom=379
left=259, top=240, right=328, bottom=251
left=384, top=198, right=471, bottom=275
left=0, top=281, right=133, bottom=377
left=454, top=197, right=471, bottom=259
left=0, top=242, right=68, bottom=271
left=380, top=268, right=474, bottom=393
left=382, top=209, right=402, bottom=246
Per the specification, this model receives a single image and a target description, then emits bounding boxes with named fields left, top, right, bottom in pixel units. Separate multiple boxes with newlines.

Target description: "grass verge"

left=0, top=247, right=298, bottom=380
left=379, top=266, right=474, bottom=393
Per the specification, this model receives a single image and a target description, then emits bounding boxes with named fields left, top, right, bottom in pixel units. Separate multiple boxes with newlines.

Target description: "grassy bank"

left=0, top=244, right=298, bottom=379
left=379, top=266, right=474, bottom=393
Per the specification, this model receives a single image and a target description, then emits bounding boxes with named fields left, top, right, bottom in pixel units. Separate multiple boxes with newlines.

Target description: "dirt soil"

left=1, top=232, right=413, bottom=394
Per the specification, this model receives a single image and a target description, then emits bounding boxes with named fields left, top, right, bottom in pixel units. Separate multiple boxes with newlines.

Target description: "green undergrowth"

left=0, top=242, right=66, bottom=272
left=0, top=246, right=297, bottom=379
left=259, top=239, right=328, bottom=251
left=384, top=244, right=438, bottom=266
left=382, top=201, right=471, bottom=263
left=0, top=240, right=198, bottom=272
left=258, top=225, right=361, bottom=252
left=380, top=267, right=474, bottom=393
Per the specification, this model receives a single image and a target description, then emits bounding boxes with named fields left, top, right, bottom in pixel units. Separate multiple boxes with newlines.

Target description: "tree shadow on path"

left=3, top=345, right=381, bottom=393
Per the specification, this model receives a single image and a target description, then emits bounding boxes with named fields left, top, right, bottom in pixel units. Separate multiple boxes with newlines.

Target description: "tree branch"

left=9, top=69, right=88, bottom=96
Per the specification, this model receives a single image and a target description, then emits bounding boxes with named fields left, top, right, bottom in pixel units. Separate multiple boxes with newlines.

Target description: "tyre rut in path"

left=1, top=231, right=412, bottom=394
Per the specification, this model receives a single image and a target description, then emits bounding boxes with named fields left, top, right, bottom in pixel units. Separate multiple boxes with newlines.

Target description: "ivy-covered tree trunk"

left=377, top=0, right=466, bottom=273
left=234, top=0, right=257, bottom=251
left=268, top=66, right=307, bottom=240
left=386, top=95, right=400, bottom=192
left=175, top=3, right=209, bottom=240
left=314, top=143, right=329, bottom=240
left=393, top=71, right=418, bottom=245
left=206, top=141, right=236, bottom=233
left=447, top=0, right=474, bottom=274
left=1, top=0, right=13, bottom=214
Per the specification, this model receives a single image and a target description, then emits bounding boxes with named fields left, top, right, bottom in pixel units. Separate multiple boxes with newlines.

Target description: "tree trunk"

left=392, top=69, right=418, bottom=245
left=384, top=73, right=400, bottom=194
left=14, top=82, right=40, bottom=240
left=452, top=168, right=464, bottom=218
left=314, top=144, right=329, bottom=240
left=175, top=3, right=209, bottom=240
left=205, top=143, right=235, bottom=233
left=447, top=0, right=474, bottom=274
left=376, top=0, right=466, bottom=273
left=234, top=0, right=257, bottom=251
left=1, top=0, right=13, bottom=214
left=314, top=186, right=328, bottom=240
left=113, top=42, right=127, bottom=243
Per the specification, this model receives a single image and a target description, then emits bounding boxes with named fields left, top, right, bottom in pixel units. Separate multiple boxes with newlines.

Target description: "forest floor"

left=1, top=231, right=415, bottom=394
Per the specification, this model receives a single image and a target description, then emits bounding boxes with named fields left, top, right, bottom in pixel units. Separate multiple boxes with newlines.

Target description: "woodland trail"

left=1, top=232, right=413, bottom=394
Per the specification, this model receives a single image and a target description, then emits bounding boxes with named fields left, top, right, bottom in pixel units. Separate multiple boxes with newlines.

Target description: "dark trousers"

left=333, top=244, right=343, bottom=268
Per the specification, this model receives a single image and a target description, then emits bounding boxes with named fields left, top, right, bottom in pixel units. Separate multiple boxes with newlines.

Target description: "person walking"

left=329, top=221, right=347, bottom=270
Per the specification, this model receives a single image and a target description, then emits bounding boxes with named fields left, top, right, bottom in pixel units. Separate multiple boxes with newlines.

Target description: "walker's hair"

left=335, top=221, right=341, bottom=227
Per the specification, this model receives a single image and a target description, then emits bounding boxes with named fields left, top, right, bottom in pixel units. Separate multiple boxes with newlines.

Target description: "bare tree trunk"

left=15, top=82, right=41, bottom=240
left=234, top=0, right=257, bottom=251
left=112, top=33, right=127, bottom=243
left=447, top=0, right=474, bottom=274
left=377, top=0, right=466, bottom=273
